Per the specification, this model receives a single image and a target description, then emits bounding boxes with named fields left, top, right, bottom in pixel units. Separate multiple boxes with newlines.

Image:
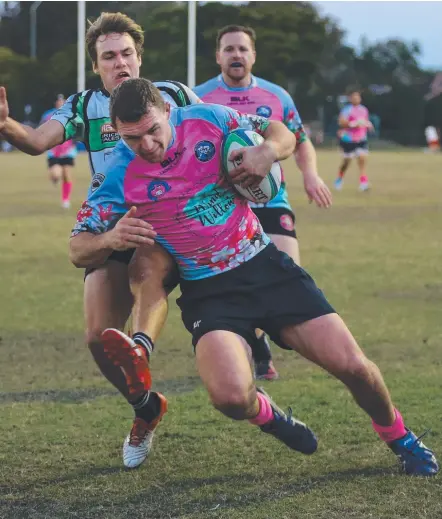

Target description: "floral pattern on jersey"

left=210, top=215, right=267, bottom=274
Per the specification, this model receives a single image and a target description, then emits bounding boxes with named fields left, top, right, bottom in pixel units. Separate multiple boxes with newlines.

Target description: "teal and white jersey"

left=50, top=81, right=200, bottom=185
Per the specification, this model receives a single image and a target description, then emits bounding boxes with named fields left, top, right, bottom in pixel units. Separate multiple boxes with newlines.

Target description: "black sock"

left=131, top=391, right=161, bottom=423
left=252, top=333, right=272, bottom=363
left=133, top=332, right=154, bottom=360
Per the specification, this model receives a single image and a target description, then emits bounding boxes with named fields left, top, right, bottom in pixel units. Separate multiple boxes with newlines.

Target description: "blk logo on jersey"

left=256, top=105, right=272, bottom=118
left=147, top=180, right=171, bottom=201
left=100, top=123, right=120, bottom=144
left=161, top=148, right=186, bottom=170
left=194, top=141, right=216, bottom=162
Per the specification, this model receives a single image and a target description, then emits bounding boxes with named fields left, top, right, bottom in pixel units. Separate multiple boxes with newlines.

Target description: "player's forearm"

left=295, top=139, right=319, bottom=179
left=262, top=121, right=296, bottom=161
left=0, top=117, right=55, bottom=155
left=69, top=232, right=114, bottom=268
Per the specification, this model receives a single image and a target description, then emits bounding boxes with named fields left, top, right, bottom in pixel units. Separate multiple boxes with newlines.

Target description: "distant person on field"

left=425, top=125, right=440, bottom=152
left=334, top=87, right=373, bottom=192
left=40, top=94, right=77, bottom=209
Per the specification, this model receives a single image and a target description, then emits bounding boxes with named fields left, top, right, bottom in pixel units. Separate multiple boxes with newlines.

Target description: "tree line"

left=0, top=1, right=440, bottom=145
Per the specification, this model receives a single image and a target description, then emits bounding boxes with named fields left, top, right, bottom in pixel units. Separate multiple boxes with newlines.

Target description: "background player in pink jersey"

left=335, top=87, right=374, bottom=192
left=194, top=25, right=332, bottom=380
left=40, top=94, right=77, bottom=208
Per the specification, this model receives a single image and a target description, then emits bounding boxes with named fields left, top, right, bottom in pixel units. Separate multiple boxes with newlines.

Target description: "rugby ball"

left=222, top=129, right=282, bottom=204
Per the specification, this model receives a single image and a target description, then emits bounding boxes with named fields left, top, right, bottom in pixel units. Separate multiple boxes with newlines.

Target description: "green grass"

left=1, top=150, right=442, bottom=518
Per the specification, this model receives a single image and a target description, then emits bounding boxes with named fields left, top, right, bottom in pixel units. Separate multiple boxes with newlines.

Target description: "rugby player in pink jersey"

left=70, top=79, right=438, bottom=476
left=335, top=87, right=374, bottom=192
left=194, top=25, right=332, bottom=380
left=40, top=94, right=77, bottom=208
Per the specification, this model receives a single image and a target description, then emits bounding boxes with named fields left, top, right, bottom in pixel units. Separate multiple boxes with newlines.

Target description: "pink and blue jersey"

left=339, top=104, right=370, bottom=143
left=72, top=104, right=272, bottom=281
left=194, top=75, right=306, bottom=210
left=40, top=108, right=77, bottom=159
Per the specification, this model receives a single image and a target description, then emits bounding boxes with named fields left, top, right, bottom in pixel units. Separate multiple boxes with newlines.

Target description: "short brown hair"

left=216, top=25, right=256, bottom=50
left=110, top=78, right=165, bottom=128
left=346, top=85, right=361, bottom=96
left=86, top=12, right=144, bottom=64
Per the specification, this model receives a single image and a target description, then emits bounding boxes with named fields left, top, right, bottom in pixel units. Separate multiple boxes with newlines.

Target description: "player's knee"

left=85, top=326, right=105, bottom=351
left=210, top=383, right=255, bottom=419
left=338, top=355, right=375, bottom=386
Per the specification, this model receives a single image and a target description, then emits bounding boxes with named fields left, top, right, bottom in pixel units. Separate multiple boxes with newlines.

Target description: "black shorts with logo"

left=48, top=157, right=75, bottom=167
left=178, top=243, right=335, bottom=349
left=252, top=207, right=297, bottom=238
left=83, top=248, right=180, bottom=293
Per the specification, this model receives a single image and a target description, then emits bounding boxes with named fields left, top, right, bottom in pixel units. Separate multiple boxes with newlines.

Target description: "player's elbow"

left=69, top=237, right=89, bottom=268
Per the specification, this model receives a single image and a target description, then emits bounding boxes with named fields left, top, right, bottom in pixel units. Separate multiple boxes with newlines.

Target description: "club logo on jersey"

left=100, top=123, right=120, bottom=144
left=256, top=105, right=272, bottom=118
left=194, top=141, right=216, bottom=162
left=90, top=172, right=105, bottom=192
left=147, top=180, right=171, bottom=201
left=280, top=214, right=294, bottom=232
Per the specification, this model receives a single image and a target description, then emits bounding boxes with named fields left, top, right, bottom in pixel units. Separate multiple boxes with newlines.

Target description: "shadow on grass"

left=0, top=464, right=395, bottom=519
left=0, top=376, right=201, bottom=404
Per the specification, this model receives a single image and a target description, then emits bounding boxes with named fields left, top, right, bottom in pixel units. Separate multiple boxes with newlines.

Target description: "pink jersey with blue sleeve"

left=40, top=108, right=77, bottom=159
left=72, top=104, right=271, bottom=281
left=339, top=104, right=370, bottom=143
left=194, top=75, right=306, bottom=210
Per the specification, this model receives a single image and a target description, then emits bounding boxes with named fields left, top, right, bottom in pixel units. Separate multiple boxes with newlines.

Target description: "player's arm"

left=283, top=97, right=332, bottom=208
left=69, top=206, right=157, bottom=268
left=230, top=117, right=296, bottom=188
left=0, top=87, right=64, bottom=154
left=69, top=146, right=156, bottom=268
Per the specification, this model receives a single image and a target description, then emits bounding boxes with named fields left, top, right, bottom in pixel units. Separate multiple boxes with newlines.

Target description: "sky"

left=314, top=1, right=442, bottom=70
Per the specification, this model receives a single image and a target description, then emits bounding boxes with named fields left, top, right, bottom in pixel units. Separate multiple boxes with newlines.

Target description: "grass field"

left=1, top=150, right=442, bottom=519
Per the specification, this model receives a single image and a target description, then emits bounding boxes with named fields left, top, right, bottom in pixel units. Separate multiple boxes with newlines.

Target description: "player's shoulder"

left=174, top=102, right=233, bottom=121
left=41, top=109, right=55, bottom=120
left=193, top=76, right=220, bottom=97
left=154, top=80, right=198, bottom=107
left=253, top=76, right=294, bottom=102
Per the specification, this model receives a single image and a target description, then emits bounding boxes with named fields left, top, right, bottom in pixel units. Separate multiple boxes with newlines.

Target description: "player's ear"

left=216, top=50, right=221, bottom=66
left=92, top=61, right=99, bottom=75
left=165, top=102, right=171, bottom=119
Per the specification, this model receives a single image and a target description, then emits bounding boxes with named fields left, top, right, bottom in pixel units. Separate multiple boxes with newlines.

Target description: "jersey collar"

left=217, top=73, right=257, bottom=91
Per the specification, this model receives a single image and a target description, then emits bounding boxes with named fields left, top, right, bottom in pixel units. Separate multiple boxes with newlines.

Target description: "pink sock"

left=339, top=170, right=345, bottom=179
left=360, top=174, right=368, bottom=184
left=372, top=408, right=407, bottom=442
left=249, top=392, right=274, bottom=426
left=62, top=181, right=73, bottom=202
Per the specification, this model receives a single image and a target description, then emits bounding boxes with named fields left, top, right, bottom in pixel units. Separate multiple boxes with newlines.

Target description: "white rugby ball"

left=222, top=129, right=282, bottom=204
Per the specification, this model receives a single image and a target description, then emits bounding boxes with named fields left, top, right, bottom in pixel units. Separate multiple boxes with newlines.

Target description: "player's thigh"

left=61, top=165, right=73, bottom=182
left=195, top=330, right=254, bottom=401
left=129, top=243, right=176, bottom=288
left=49, top=163, right=62, bottom=181
left=84, top=260, right=133, bottom=343
left=280, top=313, right=367, bottom=376
left=268, top=233, right=300, bottom=265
